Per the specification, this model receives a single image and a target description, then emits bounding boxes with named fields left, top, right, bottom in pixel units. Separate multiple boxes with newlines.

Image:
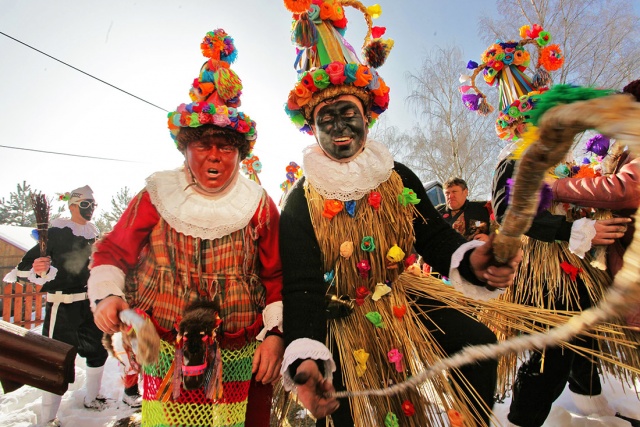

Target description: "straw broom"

left=30, top=192, right=50, bottom=257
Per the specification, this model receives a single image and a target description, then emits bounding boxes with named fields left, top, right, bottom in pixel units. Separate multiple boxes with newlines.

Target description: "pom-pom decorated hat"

left=283, top=0, right=394, bottom=134
left=459, top=24, right=564, bottom=142
left=167, top=29, right=257, bottom=150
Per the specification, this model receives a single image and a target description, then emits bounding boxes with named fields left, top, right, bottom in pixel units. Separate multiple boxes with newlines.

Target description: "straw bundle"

left=30, top=192, right=50, bottom=257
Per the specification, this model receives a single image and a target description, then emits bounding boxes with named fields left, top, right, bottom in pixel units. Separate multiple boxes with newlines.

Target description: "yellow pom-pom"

left=510, top=125, right=539, bottom=159
left=367, top=4, right=382, bottom=19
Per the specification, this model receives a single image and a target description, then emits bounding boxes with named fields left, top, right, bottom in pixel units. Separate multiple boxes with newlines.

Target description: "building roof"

left=0, top=225, right=38, bottom=251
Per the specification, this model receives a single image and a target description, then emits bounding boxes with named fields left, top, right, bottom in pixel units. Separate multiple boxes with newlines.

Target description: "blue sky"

left=0, top=0, right=496, bottom=212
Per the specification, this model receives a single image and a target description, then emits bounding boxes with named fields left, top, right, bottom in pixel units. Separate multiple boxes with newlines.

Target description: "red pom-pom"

left=371, top=26, right=386, bottom=39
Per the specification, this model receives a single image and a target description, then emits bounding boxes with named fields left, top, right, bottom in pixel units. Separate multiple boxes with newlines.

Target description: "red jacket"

left=552, top=152, right=639, bottom=275
left=552, top=152, right=640, bottom=328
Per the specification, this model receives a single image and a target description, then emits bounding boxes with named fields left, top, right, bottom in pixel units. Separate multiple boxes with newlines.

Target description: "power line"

left=0, top=31, right=169, bottom=113
left=0, top=145, right=144, bottom=163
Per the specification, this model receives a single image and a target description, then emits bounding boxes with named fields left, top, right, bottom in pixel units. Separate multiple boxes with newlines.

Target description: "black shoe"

left=616, top=412, right=640, bottom=427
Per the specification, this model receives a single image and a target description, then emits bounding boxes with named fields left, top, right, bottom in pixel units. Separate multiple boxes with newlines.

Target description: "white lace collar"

left=50, top=218, right=100, bottom=239
left=302, top=139, right=394, bottom=201
left=146, top=167, right=263, bottom=240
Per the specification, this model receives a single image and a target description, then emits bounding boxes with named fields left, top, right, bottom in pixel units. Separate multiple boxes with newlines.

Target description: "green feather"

left=527, top=85, right=615, bottom=126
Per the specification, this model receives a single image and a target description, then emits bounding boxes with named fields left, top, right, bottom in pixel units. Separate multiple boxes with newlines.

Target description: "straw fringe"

left=304, top=172, right=489, bottom=426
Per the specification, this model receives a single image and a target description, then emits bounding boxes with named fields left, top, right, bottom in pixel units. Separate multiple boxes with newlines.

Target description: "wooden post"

left=0, top=320, right=76, bottom=395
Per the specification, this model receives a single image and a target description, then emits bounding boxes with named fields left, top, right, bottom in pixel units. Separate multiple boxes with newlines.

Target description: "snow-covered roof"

left=0, top=224, right=37, bottom=251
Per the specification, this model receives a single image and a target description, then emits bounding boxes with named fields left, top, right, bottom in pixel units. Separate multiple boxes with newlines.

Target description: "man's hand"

left=93, top=295, right=129, bottom=334
left=32, top=256, right=51, bottom=276
left=252, top=334, right=284, bottom=384
left=293, top=359, right=340, bottom=419
left=469, top=233, right=523, bottom=289
left=592, top=217, right=631, bottom=246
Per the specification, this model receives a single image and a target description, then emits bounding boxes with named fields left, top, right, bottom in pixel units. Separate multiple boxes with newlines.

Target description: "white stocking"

left=41, top=392, right=62, bottom=423
left=84, top=365, right=104, bottom=403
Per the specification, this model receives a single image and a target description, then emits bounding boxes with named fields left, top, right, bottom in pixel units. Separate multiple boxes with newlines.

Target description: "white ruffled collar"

left=50, top=218, right=100, bottom=239
left=146, top=167, right=263, bottom=240
left=302, top=139, right=394, bottom=201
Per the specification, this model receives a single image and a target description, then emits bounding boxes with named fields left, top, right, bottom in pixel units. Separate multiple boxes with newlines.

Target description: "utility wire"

left=0, top=145, right=144, bottom=163
left=0, top=31, right=169, bottom=112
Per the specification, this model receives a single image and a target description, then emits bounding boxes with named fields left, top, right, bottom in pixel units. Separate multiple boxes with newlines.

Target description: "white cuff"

left=256, top=301, right=283, bottom=341
left=569, top=218, right=597, bottom=259
left=3, top=268, right=19, bottom=283
left=281, top=338, right=335, bottom=391
left=87, top=265, right=126, bottom=310
left=449, top=240, right=505, bottom=301
left=27, top=266, right=58, bottom=285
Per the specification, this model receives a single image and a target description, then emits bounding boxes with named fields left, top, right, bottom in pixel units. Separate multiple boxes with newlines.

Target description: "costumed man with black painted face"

left=87, top=30, right=283, bottom=427
left=4, top=185, right=108, bottom=427
left=279, top=3, right=521, bottom=427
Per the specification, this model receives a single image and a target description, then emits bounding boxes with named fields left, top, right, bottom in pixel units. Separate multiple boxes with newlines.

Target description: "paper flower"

left=393, top=305, right=407, bottom=319
left=447, top=409, right=464, bottom=427
left=560, top=261, right=583, bottom=281
left=345, top=200, right=356, bottom=217
left=357, top=259, right=371, bottom=278
left=366, top=4, right=382, bottom=19
left=355, top=286, right=371, bottom=306
left=322, top=199, right=344, bottom=219
left=585, top=134, right=610, bottom=157
left=554, top=164, right=571, bottom=178
left=371, top=283, right=392, bottom=301
left=368, top=191, right=382, bottom=209
left=384, top=412, right=399, bottom=427
left=360, top=236, right=376, bottom=252
left=398, top=188, right=421, bottom=206
left=462, top=93, right=482, bottom=111
left=365, top=311, right=385, bottom=328
left=401, top=400, right=415, bottom=416
left=386, top=245, right=405, bottom=263
left=340, top=241, right=354, bottom=258
left=387, top=349, right=404, bottom=372
left=353, top=349, right=370, bottom=377
left=404, top=253, right=416, bottom=267
left=323, top=270, right=335, bottom=284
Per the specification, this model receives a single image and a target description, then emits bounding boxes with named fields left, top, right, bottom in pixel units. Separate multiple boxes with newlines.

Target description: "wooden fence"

left=1, top=282, right=45, bottom=329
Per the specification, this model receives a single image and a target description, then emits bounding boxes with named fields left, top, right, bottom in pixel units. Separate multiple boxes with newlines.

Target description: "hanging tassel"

left=477, top=97, right=494, bottom=116
left=172, top=345, right=183, bottom=400
left=532, top=67, right=551, bottom=88
left=292, top=13, right=318, bottom=48
left=363, top=38, right=394, bottom=68
left=205, top=342, right=224, bottom=400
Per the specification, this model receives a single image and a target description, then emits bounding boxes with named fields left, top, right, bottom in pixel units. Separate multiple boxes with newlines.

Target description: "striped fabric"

left=125, top=197, right=268, bottom=335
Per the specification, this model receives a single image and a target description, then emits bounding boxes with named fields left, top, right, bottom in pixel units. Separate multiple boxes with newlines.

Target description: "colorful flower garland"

left=284, top=0, right=393, bottom=134
left=285, top=61, right=390, bottom=133
left=460, top=24, right=565, bottom=142
left=168, top=29, right=257, bottom=149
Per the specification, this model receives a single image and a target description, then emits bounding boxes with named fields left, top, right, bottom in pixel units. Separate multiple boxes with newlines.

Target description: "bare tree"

left=478, top=0, right=640, bottom=88
left=402, top=45, right=501, bottom=199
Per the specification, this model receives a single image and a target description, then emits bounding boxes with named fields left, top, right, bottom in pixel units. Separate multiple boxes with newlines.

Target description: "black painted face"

left=313, top=97, right=367, bottom=161
left=78, top=200, right=95, bottom=221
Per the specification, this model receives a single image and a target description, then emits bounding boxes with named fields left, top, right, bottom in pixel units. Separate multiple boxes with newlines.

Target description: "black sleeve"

left=280, top=178, right=328, bottom=347
left=491, top=158, right=572, bottom=243
left=394, top=162, right=483, bottom=285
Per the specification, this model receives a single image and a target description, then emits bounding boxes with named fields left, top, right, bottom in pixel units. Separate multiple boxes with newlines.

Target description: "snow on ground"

left=1, top=351, right=639, bottom=427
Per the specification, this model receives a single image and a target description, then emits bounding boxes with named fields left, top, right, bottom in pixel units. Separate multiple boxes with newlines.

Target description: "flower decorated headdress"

left=283, top=0, right=394, bottom=134
left=167, top=29, right=257, bottom=152
left=460, top=24, right=564, bottom=142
